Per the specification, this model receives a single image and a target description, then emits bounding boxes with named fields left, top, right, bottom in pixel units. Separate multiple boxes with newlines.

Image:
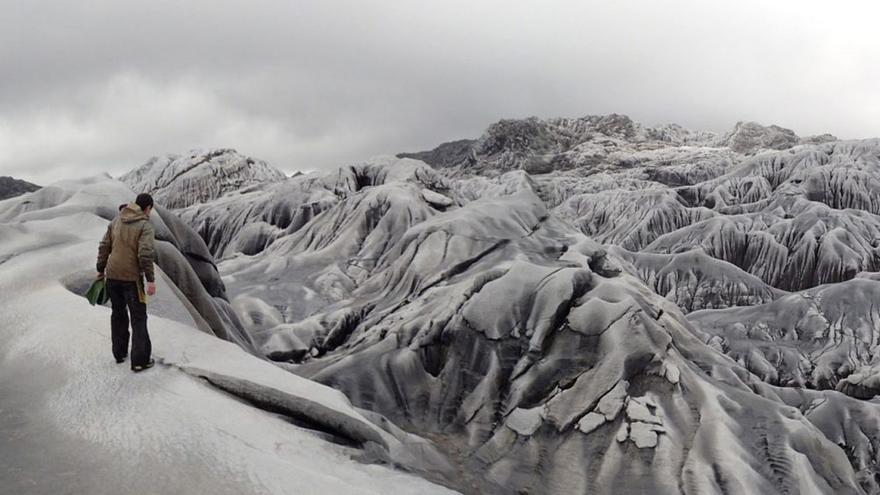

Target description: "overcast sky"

left=2, top=0, right=879, bottom=184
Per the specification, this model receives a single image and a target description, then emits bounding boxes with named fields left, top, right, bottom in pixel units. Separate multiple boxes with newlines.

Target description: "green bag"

left=86, top=278, right=110, bottom=306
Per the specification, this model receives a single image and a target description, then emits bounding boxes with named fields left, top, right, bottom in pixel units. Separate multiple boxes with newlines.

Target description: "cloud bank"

left=1, top=0, right=878, bottom=184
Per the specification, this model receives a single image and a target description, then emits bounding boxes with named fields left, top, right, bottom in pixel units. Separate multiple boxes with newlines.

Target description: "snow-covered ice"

left=9, top=113, right=880, bottom=494
left=0, top=177, right=456, bottom=495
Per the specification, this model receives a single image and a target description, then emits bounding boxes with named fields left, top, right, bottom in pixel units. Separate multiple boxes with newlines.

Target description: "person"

left=96, top=193, right=158, bottom=372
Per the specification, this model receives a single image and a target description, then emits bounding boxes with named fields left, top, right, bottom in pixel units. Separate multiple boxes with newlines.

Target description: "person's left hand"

left=146, top=282, right=156, bottom=296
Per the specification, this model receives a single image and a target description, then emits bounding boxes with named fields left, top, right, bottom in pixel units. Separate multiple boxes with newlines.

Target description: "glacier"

left=0, top=176, right=456, bottom=495
left=6, top=114, right=880, bottom=494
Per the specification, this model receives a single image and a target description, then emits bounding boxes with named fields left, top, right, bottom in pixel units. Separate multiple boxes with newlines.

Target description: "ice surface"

left=611, top=246, right=783, bottom=312
left=14, top=114, right=880, bottom=494
left=0, top=177, right=456, bottom=494
left=576, top=412, right=606, bottom=434
left=177, top=156, right=880, bottom=493
left=689, top=277, right=880, bottom=396
left=504, top=406, right=544, bottom=436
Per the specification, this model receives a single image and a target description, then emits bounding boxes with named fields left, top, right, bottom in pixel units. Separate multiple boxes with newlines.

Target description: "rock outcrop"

left=0, top=176, right=40, bottom=200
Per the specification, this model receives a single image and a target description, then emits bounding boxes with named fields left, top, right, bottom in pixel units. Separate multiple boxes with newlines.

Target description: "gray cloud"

left=2, top=0, right=879, bottom=184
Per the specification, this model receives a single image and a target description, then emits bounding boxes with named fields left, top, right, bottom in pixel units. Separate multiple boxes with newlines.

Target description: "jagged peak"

left=716, top=121, right=800, bottom=154
left=120, top=148, right=288, bottom=209
left=397, top=114, right=840, bottom=177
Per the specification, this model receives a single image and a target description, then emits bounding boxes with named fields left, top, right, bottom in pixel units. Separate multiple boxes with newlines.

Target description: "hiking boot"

left=116, top=357, right=125, bottom=364
left=132, top=359, right=155, bottom=373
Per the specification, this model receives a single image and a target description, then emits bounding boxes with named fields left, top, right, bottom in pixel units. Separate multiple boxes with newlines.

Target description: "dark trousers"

left=107, top=279, right=151, bottom=367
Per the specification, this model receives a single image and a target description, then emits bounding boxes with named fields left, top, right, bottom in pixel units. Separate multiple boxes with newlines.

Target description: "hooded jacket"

left=96, top=203, right=156, bottom=283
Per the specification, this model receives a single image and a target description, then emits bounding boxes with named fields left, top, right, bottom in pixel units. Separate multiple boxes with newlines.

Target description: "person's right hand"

left=146, top=282, right=157, bottom=296
left=96, top=272, right=104, bottom=279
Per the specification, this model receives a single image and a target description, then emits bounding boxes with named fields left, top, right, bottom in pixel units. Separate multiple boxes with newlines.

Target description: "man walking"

left=96, top=193, right=158, bottom=372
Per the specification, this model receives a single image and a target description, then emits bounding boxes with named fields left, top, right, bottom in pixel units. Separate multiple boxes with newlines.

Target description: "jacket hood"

left=119, top=203, right=149, bottom=223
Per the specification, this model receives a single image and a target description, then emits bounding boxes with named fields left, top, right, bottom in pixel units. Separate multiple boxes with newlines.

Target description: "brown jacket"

left=96, top=203, right=156, bottom=283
